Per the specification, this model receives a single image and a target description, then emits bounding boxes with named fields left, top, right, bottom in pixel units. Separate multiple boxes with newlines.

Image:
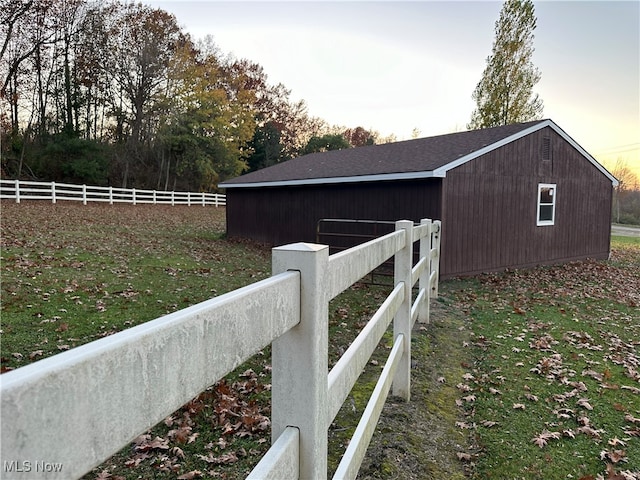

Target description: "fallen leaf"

left=605, top=463, right=628, bottom=480
left=608, top=438, right=626, bottom=447
left=134, top=436, right=169, bottom=452
left=456, top=452, right=472, bottom=461
left=481, top=420, right=498, bottom=428
left=577, top=425, right=602, bottom=438
left=600, top=449, right=628, bottom=464
left=624, top=414, right=640, bottom=424
left=172, top=446, right=185, bottom=459
left=577, top=415, right=590, bottom=426
left=577, top=397, right=593, bottom=411
left=177, top=471, right=203, bottom=479
left=455, top=421, right=473, bottom=429
left=621, top=385, right=640, bottom=394
left=197, top=451, right=238, bottom=465
left=531, top=430, right=561, bottom=448
left=532, top=435, right=548, bottom=448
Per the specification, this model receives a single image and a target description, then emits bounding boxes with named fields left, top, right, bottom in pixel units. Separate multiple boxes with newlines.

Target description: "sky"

left=147, top=0, right=640, bottom=179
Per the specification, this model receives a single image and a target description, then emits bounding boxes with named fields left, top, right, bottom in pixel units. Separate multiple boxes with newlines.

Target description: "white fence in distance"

left=0, top=179, right=226, bottom=207
left=0, top=218, right=441, bottom=480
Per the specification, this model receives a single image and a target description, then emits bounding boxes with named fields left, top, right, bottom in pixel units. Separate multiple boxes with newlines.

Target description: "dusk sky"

left=148, top=0, right=640, bottom=177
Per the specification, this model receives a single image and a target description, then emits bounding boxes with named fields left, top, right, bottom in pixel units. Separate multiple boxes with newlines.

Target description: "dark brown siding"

left=440, top=127, right=613, bottom=278
left=226, top=179, right=443, bottom=246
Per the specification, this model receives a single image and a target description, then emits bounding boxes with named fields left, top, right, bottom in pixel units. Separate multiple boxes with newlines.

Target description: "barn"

left=219, top=119, right=618, bottom=279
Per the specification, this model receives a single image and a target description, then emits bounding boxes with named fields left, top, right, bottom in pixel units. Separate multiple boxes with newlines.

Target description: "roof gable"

left=220, top=119, right=618, bottom=188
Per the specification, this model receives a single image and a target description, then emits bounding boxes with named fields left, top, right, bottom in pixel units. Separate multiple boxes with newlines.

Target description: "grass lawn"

left=1, top=202, right=275, bottom=478
left=0, top=202, right=417, bottom=479
left=0, top=202, right=269, bottom=370
left=1, top=202, right=638, bottom=479
left=446, top=236, right=640, bottom=479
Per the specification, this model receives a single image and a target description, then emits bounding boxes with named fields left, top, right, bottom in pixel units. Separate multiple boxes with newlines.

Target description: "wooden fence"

left=0, top=218, right=441, bottom=480
left=0, top=179, right=226, bottom=206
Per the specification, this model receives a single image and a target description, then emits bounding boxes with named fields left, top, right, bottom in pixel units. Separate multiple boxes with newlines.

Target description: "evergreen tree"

left=468, top=0, right=543, bottom=129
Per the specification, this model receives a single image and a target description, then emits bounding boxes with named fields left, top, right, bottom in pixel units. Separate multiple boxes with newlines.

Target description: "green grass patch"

left=1, top=204, right=269, bottom=373
left=446, top=238, right=640, bottom=479
left=1, top=203, right=275, bottom=478
left=612, top=234, right=640, bottom=246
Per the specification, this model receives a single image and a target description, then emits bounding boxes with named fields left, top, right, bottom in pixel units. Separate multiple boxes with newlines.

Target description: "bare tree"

left=104, top=3, right=183, bottom=186
left=610, top=158, right=640, bottom=223
left=1, top=0, right=56, bottom=131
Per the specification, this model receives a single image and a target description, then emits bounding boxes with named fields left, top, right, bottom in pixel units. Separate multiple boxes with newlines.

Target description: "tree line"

left=1, top=0, right=386, bottom=191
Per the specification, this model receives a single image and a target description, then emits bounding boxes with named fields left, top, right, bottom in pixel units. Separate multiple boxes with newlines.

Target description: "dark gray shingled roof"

left=220, top=119, right=618, bottom=188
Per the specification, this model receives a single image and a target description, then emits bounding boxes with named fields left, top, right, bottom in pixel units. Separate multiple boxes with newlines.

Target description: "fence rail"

left=0, top=179, right=226, bottom=206
left=0, top=218, right=441, bottom=480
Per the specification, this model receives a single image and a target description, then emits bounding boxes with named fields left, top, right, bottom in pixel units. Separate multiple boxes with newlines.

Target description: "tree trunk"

left=165, top=155, right=171, bottom=191
left=64, top=42, right=74, bottom=134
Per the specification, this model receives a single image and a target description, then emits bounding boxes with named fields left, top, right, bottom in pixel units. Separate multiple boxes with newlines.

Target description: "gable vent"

left=542, top=137, right=551, bottom=161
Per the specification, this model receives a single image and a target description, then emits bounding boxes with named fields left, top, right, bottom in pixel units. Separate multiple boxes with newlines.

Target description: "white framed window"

left=537, top=183, right=556, bottom=226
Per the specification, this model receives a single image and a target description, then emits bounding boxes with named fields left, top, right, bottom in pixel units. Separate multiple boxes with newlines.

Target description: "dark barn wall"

left=226, top=178, right=443, bottom=246
left=440, top=127, right=613, bottom=278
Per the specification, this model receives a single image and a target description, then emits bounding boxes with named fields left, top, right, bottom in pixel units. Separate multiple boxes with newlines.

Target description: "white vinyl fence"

left=0, top=179, right=226, bottom=206
left=0, top=219, right=441, bottom=480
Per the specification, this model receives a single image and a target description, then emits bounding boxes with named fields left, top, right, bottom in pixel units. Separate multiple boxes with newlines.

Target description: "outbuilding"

left=220, top=119, right=618, bottom=279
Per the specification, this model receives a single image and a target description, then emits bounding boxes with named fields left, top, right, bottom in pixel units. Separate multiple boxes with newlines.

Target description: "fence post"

left=418, top=219, right=432, bottom=324
left=431, top=221, right=441, bottom=299
left=171, top=191, right=175, bottom=206
left=82, top=184, right=87, bottom=205
left=153, top=190, right=156, bottom=205
left=109, top=186, right=113, bottom=205
left=393, top=220, right=413, bottom=401
left=15, top=179, right=20, bottom=204
left=214, top=193, right=219, bottom=208
left=271, top=242, right=329, bottom=480
left=132, top=188, right=136, bottom=205
left=51, top=181, right=56, bottom=204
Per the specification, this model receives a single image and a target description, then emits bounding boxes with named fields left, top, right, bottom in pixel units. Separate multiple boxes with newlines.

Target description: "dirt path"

left=357, top=292, right=471, bottom=479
